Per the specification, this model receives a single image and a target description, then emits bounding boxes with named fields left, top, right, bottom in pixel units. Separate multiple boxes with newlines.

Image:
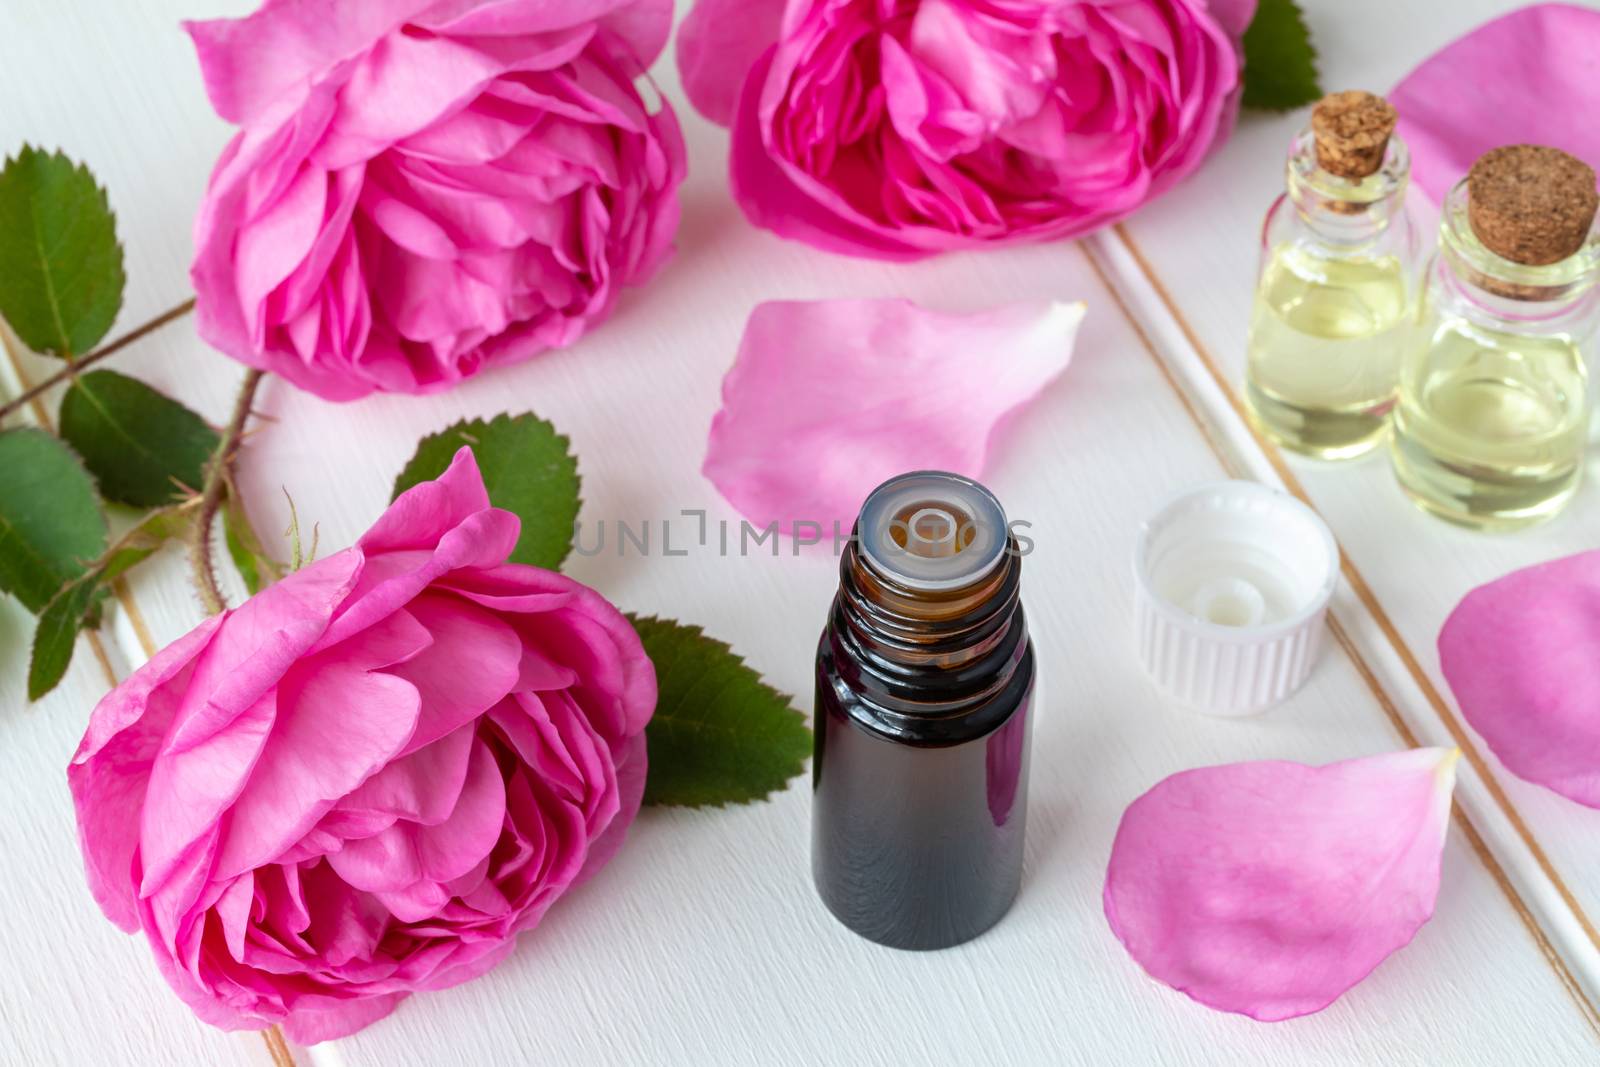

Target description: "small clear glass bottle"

left=1245, top=92, right=1421, bottom=460
left=1391, top=146, right=1600, bottom=531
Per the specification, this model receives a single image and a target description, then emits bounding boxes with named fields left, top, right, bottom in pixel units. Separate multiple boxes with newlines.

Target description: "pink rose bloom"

left=678, top=0, right=1256, bottom=259
left=188, top=0, right=686, bottom=401
left=69, top=449, right=655, bottom=1043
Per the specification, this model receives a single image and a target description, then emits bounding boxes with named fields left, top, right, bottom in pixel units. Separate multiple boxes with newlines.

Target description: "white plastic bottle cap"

left=1133, top=481, right=1339, bottom=716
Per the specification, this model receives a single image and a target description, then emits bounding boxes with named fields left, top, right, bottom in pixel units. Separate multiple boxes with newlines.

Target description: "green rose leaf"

left=59, top=369, right=219, bottom=507
left=631, top=615, right=811, bottom=807
left=28, top=505, right=185, bottom=700
left=392, top=413, right=581, bottom=571
left=0, top=146, right=125, bottom=358
left=0, top=428, right=106, bottom=614
left=1241, top=0, right=1321, bottom=112
left=28, top=575, right=102, bottom=701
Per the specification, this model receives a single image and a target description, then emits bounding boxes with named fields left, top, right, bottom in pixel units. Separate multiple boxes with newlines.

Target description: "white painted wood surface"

left=1, top=1, right=1596, bottom=1065
left=1117, top=0, right=1600, bottom=1012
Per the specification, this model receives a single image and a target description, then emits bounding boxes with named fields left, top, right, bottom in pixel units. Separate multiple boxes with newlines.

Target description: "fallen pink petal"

left=1439, top=550, right=1600, bottom=808
left=1103, top=748, right=1459, bottom=1022
left=703, top=298, right=1083, bottom=534
left=1391, top=3, right=1600, bottom=204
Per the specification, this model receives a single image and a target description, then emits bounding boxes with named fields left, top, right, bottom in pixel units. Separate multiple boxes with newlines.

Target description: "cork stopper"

left=1311, top=91, right=1397, bottom=180
left=1467, top=145, right=1598, bottom=266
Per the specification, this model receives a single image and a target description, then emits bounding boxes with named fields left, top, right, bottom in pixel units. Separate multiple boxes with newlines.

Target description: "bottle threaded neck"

left=826, top=472, right=1028, bottom=721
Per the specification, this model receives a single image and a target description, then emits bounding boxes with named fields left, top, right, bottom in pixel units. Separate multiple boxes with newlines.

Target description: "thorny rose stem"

left=189, top=367, right=264, bottom=616
left=0, top=298, right=197, bottom=422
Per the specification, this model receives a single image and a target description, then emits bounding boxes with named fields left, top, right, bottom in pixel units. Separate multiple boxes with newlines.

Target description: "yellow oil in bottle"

left=1245, top=246, right=1411, bottom=459
left=1392, top=320, right=1587, bottom=530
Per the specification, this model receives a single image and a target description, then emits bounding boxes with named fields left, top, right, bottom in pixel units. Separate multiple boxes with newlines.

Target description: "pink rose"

left=188, top=0, right=686, bottom=401
left=678, top=0, right=1255, bottom=259
left=69, top=449, right=655, bottom=1043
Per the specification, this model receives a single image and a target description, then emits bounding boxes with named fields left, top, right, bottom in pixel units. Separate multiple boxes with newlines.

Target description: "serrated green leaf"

left=0, top=428, right=106, bottom=614
left=1241, top=0, right=1321, bottom=112
left=392, top=413, right=581, bottom=570
left=630, top=614, right=811, bottom=807
left=27, top=505, right=185, bottom=700
left=29, top=575, right=99, bottom=700
left=59, top=369, right=219, bottom=507
left=0, top=146, right=125, bottom=357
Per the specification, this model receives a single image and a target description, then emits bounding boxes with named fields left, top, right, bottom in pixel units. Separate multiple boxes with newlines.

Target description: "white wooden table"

left=2, top=1, right=1597, bottom=1064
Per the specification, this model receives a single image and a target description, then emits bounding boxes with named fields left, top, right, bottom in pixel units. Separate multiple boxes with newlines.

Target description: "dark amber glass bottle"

left=813, top=471, right=1034, bottom=950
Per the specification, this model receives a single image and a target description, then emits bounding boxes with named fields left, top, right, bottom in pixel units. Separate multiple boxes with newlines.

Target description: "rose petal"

left=1203, top=0, right=1259, bottom=40
left=169, top=551, right=365, bottom=754
left=184, top=0, right=434, bottom=126
left=301, top=861, right=388, bottom=967
left=1104, top=749, right=1458, bottom=1021
left=575, top=731, right=646, bottom=883
left=1392, top=4, right=1600, bottom=204
left=316, top=29, right=586, bottom=166
left=69, top=614, right=224, bottom=931
left=322, top=480, right=522, bottom=650
left=187, top=0, right=673, bottom=130
left=413, top=738, right=508, bottom=881
left=703, top=298, right=1083, bottom=533
left=905, top=0, right=1053, bottom=131
left=213, top=655, right=422, bottom=878
left=675, top=0, right=786, bottom=126
left=337, top=721, right=477, bottom=825
left=141, top=694, right=277, bottom=898
left=880, top=35, right=990, bottom=162
left=235, top=164, right=328, bottom=342
left=375, top=880, right=454, bottom=923
left=730, top=51, right=933, bottom=261
left=330, top=736, right=507, bottom=899
left=360, top=446, right=491, bottom=553
left=419, top=0, right=675, bottom=73
left=389, top=592, right=525, bottom=754
left=533, top=689, right=619, bottom=836
left=137, top=552, right=366, bottom=896
left=214, top=872, right=255, bottom=961
left=1439, top=550, right=1600, bottom=807
left=257, top=863, right=313, bottom=950
left=491, top=694, right=586, bottom=804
